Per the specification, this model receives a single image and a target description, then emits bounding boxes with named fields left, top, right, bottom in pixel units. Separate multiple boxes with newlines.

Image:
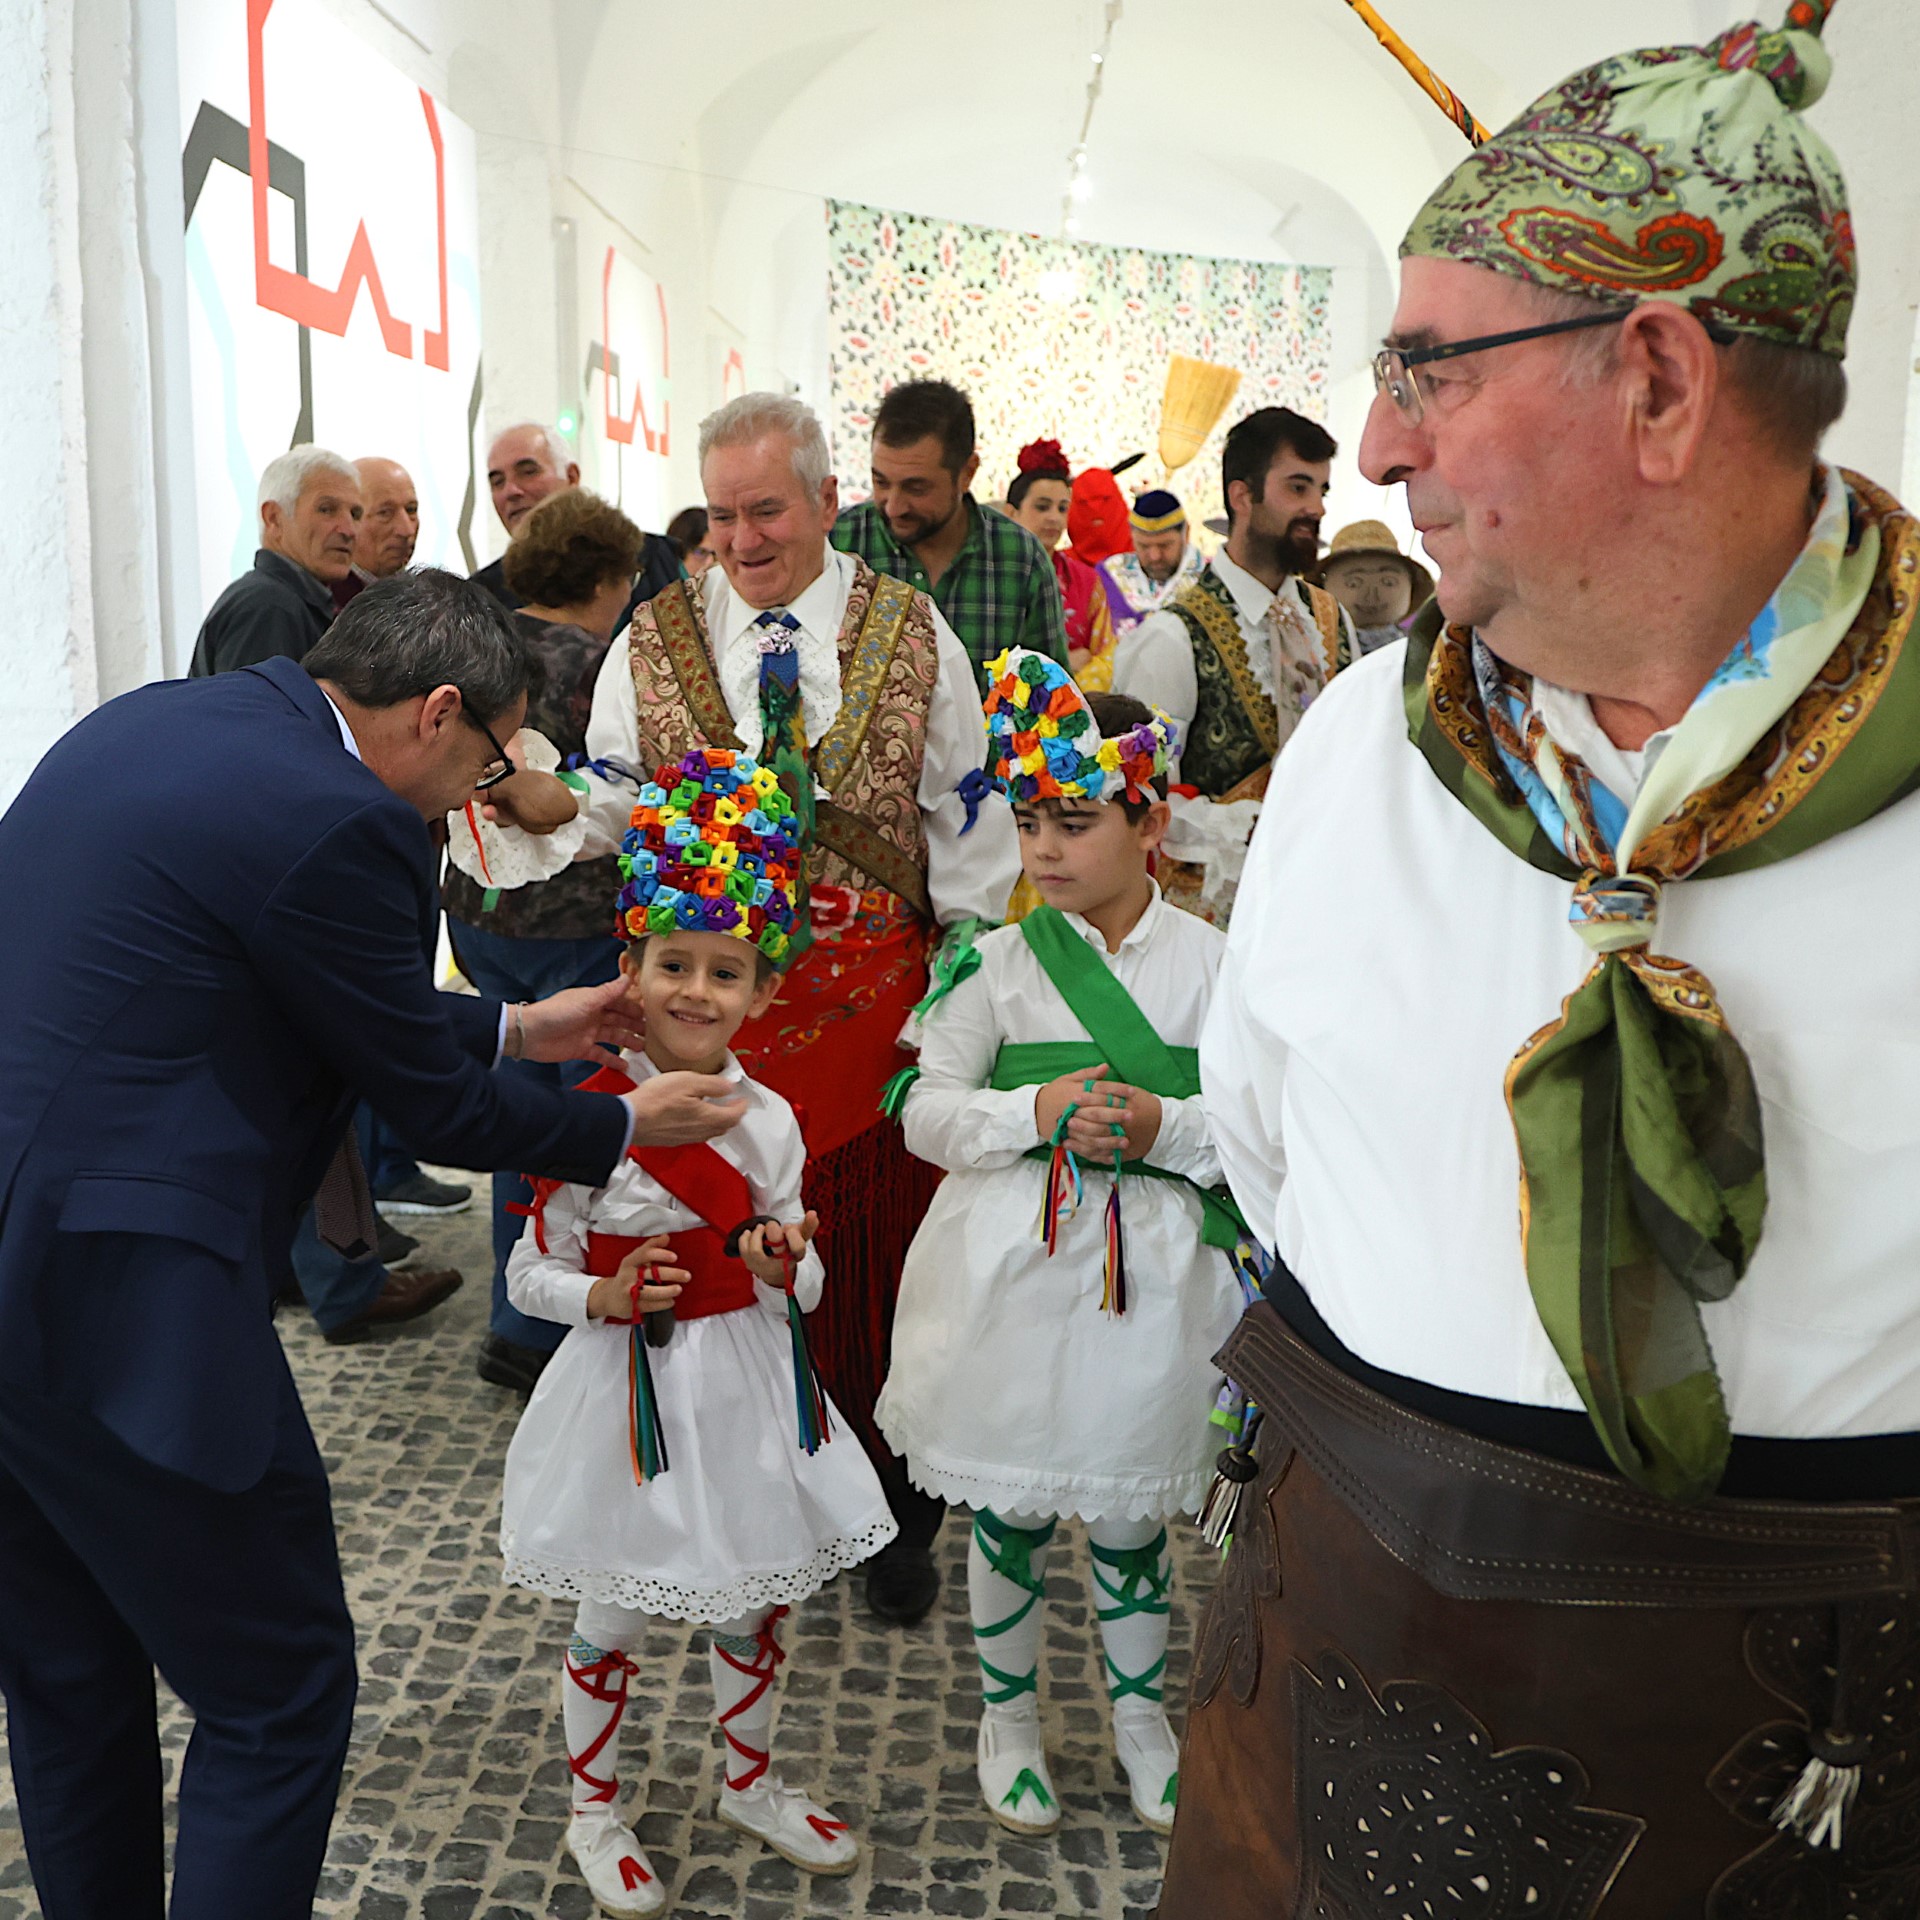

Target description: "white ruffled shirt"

left=574, top=545, right=1019, bottom=926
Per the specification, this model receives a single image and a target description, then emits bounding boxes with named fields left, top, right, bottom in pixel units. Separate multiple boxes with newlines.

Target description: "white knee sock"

left=708, top=1607, right=784, bottom=1795
left=969, top=1508, right=1057, bottom=1718
left=1086, top=1515, right=1172, bottom=1719
left=564, top=1598, right=649, bottom=1816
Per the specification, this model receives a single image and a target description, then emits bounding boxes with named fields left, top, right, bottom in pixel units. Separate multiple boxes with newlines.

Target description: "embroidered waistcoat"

left=1171, top=566, right=1344, bottom=800
left=625, top=557, right=941, bottom=916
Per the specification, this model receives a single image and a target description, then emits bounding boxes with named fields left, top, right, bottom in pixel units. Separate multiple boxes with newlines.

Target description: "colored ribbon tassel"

left=878, top=1064, right=921, bottom=1121
left=779, top=1253, right=833, bottom=1456
left=1037, top=1110, right=1083, bottom=1256
left=625, top=1271, right=670, bottom=1484
left=1100, top=1163, right=1128, bottom=1316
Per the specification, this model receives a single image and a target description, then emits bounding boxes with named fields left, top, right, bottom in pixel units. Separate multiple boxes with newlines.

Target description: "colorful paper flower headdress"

left=615, top=746, right=803, bottom=964
left=983, top=648, right=1177, bottom=807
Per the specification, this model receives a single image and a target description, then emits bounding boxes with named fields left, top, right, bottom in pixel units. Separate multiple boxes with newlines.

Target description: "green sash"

left=989, top=907, right=1244, bottom=1250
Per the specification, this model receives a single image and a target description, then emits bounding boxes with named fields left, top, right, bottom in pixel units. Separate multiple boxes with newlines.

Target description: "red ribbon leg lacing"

left=564, top=1645, right=640, bottom=1807
left=714, top=1606, right=789, bottom=1792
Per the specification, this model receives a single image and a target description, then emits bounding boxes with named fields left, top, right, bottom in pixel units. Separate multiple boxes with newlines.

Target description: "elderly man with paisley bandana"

left=1165, top=6, right=1920, bottom=1916
left=484, top=393, right=1020, bottom=1632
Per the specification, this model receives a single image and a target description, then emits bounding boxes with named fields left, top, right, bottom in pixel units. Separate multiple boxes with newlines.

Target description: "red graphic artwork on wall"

left=246, top=0, right=450, bottom=368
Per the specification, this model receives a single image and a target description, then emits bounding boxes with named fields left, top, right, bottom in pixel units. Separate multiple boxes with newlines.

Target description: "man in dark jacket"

left=0, top=571, right=747, bottom=1919
left=473, top=420, right=679, bottom=626
left=189, top=444, right=364, bottom=675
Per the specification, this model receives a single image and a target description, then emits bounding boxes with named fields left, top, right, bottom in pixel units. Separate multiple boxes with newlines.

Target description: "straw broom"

left=1158, top=356, right=1242, bottom=475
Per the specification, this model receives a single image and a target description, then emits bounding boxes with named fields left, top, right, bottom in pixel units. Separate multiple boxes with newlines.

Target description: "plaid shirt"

left=832, top=496, right=1069, bottom=689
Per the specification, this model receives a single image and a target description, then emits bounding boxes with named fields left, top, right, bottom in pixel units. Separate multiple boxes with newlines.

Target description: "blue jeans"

left=447, top=919, right=625, bottom=1352
left=289, top=1104, right=386, bottom=1334
left=365, top=1111, right=423, bottom=1194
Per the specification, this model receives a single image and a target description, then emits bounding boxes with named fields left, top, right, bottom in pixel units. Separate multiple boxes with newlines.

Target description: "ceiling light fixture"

left=1055, top=0, right=1122, bottom=243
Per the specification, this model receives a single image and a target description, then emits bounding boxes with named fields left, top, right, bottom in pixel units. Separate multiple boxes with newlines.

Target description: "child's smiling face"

left=625, top=931, right=779, bottom=1073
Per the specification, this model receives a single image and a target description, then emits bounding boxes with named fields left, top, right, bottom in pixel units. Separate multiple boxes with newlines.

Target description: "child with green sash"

left=875, top=651, right=1245, bottom=1838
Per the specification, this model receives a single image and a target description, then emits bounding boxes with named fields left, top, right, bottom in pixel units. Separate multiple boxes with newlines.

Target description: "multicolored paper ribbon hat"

left=983, top=648, right=1177, bottom=805
left=615, top=746, right=803, bottom=964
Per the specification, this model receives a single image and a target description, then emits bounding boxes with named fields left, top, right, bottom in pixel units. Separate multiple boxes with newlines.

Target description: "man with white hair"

left=190, top=446, right=362, bottom=676
left=495, top=392, right=1021, bottom=1628
left=473, top=421, right=679, bottom=617
left=332, top=455, right=421, bottom=610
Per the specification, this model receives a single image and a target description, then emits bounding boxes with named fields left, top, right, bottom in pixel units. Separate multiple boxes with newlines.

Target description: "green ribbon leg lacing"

left=1091, top=1531, right=1171, bottom=1705
left=972, top=1509, right=1056, bottom=1706
left=1002, top=1767, right=1055, bottom=1815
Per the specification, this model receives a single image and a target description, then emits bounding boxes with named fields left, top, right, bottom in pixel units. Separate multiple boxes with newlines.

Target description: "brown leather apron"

left=1160, top=1302, right=1920, bottom=1918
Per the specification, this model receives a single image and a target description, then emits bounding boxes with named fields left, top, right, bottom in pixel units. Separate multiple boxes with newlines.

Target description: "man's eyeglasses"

left=1371, top=307, right=1738, bottom=427
left=463, top=707, right=517, bottom=790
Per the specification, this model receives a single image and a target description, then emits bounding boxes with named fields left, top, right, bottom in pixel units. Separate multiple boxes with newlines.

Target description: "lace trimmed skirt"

left=500, top=1305, right=897, bottom=1623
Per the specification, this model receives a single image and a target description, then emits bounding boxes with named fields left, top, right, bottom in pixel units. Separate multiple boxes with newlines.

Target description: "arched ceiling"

left=551, top=0, right=1751, bottom=281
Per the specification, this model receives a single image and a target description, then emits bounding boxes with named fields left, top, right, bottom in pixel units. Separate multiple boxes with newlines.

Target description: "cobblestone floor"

left=0, top=1184, right=1212, bottom=1918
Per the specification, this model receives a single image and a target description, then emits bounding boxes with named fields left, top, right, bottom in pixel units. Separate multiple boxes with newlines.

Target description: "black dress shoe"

left=865, top=1542, right=941, bottom=1625
left=476, top=1332, right=555, bottom=1395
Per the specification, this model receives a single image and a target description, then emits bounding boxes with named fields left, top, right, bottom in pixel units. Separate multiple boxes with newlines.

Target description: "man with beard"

left=1098, top=488, right=1205, bottom=631
left=832, top=378, right=1069, bottom=688
left=1111, top=409, right=1351, bottom=921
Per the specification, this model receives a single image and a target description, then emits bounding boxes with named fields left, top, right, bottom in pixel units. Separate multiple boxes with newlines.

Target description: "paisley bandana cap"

left=983, top=648, right=1177, bottom=807
left=1401, top=1, right=1852, bottom=359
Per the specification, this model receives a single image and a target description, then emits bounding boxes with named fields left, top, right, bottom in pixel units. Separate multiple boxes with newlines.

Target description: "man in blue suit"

left=0, top=571, right=745, bottom=1918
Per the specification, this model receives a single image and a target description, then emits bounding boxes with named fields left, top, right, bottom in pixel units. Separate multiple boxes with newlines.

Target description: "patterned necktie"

left=752, top=610, right=813, bottom=838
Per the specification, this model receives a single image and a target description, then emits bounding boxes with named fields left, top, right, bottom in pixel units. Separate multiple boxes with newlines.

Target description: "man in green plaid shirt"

left=831, top=379, right=1069, bottom=689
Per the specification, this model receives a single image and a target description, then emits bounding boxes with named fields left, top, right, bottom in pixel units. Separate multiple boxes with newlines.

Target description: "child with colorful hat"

left=874, top=651, right=1248, bottom=1839
left=497, top=747, right=896, bottom=1915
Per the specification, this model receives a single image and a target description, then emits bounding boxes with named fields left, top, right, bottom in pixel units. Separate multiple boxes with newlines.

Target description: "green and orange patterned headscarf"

left=1402, top=2, right=1852, bottom=358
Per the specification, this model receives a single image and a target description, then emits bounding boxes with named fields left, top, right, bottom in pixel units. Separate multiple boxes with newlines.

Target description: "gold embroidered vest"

left=625, top=557, right=941, bottom=917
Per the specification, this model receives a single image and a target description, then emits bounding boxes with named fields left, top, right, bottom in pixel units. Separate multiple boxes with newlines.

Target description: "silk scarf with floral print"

left=1405, top=466, right=1920, bottom=1502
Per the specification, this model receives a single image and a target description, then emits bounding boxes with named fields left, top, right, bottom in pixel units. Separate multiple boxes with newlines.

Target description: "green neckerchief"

left=1407, top=469, right=1920, bottom=1502
left=991, top=906, right=1245, bottom=1251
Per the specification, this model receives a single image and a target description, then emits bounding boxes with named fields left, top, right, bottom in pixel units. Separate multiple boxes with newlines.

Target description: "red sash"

left=583, top=1229, right=755, bottom=1320
left=514, top=1065, right=760, bottom=1310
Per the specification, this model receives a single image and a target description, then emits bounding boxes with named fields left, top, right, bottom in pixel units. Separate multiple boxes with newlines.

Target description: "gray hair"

left=698, top=392, right=831, bottom=492
left=489, top=420, right=574, bottom=474
left=1517, top=283, right=1846, bottom=458
left=302, top=569, right=537, bottom=725
left=257, top=444, right=357, bottom=514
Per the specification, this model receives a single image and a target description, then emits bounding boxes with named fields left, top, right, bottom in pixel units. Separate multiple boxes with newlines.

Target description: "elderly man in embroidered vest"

left=1164, top=6, right=1920, bottom=1915
left=495, top=393, right=1019, bottom=1628
left=1111, top=410, right=1353, bottom=924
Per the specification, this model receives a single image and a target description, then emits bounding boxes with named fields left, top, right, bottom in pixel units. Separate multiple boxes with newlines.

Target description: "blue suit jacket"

left=0, top=658, right=628, bottom=1490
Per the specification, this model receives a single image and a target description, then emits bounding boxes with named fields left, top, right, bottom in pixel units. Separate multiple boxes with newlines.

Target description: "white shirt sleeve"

left=571, top=634, right=651, bottom=856
left=756, top=1100, right=825, bottom=1317
left=1198, top=803, right=1290, bottom=1248
left=1140, top=1089, right=1223, bottom=1185
left=920, top=608, right=1021, bottom=926
left=502, top=1182, right=598, bottom=1329
left=900, top=962, right=1044, bottom=1172
left=1111, top=611, right=1198, bottom=777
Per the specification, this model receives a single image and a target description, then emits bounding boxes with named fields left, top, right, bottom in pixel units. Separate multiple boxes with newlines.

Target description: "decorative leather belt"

left=1220, top=1302, right=1920, bottom=1609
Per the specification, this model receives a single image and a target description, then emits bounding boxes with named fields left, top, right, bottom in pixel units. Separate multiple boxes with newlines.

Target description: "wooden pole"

left=1340, top=0, right=1491, bottom=147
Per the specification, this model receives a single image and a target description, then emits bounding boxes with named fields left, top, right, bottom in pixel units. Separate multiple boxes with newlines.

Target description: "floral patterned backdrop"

left=825, top=200, right=1332, bottom=532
